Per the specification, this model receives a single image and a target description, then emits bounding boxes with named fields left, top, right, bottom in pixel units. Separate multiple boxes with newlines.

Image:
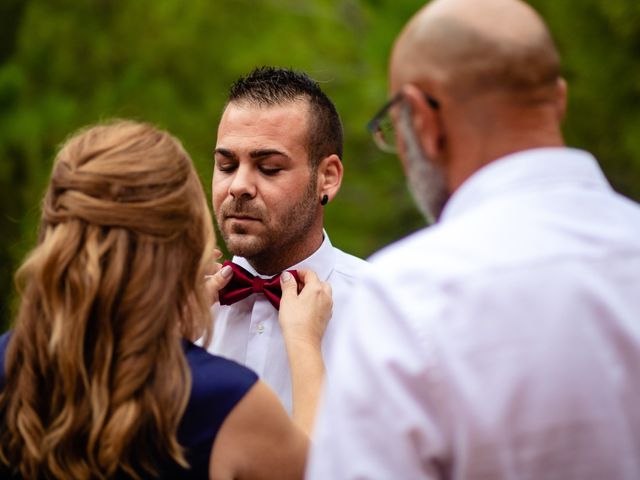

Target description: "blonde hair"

left=0, top=120, right=215, bottom=479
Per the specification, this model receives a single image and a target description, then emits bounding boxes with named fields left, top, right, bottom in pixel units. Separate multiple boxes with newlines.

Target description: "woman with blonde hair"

left=0, top=120, right=331, bottom=479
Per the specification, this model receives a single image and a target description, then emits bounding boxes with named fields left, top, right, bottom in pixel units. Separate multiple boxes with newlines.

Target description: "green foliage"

left=1, top=0, right=639, bottom=330
left=531, top=0, right=640, bottom=198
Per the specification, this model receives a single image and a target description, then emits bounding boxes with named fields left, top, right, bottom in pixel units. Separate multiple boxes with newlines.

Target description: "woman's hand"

left=279, top=269, right=333, bottom=348
left=278, top=269, right=332, bottom=436
left=204, top=249, right=232, bottom=305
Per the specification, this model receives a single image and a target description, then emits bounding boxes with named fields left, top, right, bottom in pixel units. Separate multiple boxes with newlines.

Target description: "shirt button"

left=256, top=323, right=265, bottom=334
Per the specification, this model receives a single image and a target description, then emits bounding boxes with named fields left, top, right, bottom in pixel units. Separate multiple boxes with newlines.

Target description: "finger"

left=208, top=264, right=233, bottom=289
left=280, top=271, right=298, bottom=301
left=295, top=268, right=320, bottom=287
left=205, top=264, right=233, bottom=304
left=203, top=248, right=225, bottom=276
left=205, top=262, right=223, bottom=276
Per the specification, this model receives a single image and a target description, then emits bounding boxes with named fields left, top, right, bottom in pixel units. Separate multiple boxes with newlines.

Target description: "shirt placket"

left=244, top=297, right=274, bottom=378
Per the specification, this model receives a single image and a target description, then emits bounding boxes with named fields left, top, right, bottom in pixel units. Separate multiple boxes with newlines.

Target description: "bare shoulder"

left=209, top=380, right=308, bottom=480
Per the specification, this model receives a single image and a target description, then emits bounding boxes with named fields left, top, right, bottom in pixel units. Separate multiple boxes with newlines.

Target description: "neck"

left=447, top=106, right=565, bottom=192
left=245, top=230, right=324, bottom=276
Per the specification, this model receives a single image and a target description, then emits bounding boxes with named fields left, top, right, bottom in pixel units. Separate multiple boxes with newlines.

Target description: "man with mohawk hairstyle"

left=209, top=66, right=368, bottom=414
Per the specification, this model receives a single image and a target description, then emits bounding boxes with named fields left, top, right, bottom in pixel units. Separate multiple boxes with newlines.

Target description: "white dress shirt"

left=208, top=231, right=368, bottom=412
left=308, top=148, right=640, bottom=479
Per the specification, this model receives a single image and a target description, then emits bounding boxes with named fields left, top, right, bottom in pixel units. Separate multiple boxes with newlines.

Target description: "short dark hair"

left=227, top=66, right=343, bottom=167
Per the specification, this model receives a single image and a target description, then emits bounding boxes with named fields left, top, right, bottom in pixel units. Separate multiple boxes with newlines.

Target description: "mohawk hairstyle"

left=227, top=66, right=343, bottom=166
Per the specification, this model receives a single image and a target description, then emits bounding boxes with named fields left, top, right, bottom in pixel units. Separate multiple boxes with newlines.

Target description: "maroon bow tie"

left=218, top=261, right=300, bottom=310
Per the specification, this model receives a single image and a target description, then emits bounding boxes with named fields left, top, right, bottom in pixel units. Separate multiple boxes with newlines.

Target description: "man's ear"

left=316, top=154, right=343, bottom=203
left=402, top=84, right=443, bottom=162
left=555, top=77, right=568, bottom=121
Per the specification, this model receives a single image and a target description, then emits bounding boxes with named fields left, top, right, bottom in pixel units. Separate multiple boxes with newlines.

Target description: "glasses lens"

left=373, top=112, right=397, bottom=153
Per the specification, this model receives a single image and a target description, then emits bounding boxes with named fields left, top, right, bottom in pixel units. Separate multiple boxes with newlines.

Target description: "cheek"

left=211, top=179, right=227, bottom=209
left=268, top=183, right=311, bottom=214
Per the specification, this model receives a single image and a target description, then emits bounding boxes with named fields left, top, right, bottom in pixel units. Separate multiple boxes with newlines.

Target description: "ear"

left=555, top=77, right=568, bottom=121
left=401, top=84, right=443, bottom=162
left=316, top=154, right=343, bottom=203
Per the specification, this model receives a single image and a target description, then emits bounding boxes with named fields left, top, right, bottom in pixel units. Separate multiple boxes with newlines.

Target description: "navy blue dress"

left=0, top=332, right=258, bottom=479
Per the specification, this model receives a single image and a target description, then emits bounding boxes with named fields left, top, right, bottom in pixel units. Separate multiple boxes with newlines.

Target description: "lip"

left=226, top=215, right=260, bottom=222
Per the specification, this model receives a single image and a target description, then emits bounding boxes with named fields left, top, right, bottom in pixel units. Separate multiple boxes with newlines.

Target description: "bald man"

left=308, top=0, right=640, bottom=478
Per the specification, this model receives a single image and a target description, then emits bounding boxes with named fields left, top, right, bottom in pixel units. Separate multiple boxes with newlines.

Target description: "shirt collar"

left=440, top=147, right=612, bottom=222
left=232, top=229, right=335, bottom=281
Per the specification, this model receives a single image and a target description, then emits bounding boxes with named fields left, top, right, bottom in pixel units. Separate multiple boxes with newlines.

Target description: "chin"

left=225, top=233, right=266, bottom=258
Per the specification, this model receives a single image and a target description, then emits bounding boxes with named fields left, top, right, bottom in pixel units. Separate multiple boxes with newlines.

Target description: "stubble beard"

left=398, top=104, right=449, bottom=224
left=216, top=171, right=320, bottom=271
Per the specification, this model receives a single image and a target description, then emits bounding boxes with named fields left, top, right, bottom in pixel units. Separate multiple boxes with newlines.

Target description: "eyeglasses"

left=366, top=91, right=440, bottom=154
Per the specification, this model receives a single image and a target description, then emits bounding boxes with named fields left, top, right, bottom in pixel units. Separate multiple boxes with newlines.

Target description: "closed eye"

left=213, top=147, right=238, bottom=173
left=259, top=166, right=282, bottom=176
left=216, top=161, right=237, bottom=173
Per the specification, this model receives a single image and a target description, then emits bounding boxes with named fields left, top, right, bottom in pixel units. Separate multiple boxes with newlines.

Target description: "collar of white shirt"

left=440, top=147, right=611, bottom=223
left=231, top=229, right=335, bottom=281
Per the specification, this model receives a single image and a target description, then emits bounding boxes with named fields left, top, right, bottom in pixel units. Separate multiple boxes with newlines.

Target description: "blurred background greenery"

left=1, top=0, right=639, bottom=331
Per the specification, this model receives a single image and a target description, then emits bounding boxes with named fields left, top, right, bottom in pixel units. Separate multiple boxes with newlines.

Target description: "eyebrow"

left=213, top=147, right=289, bottom=160
left=214, top=148, right=237, bottom=160
left=249, top=149, right=288, bottom=160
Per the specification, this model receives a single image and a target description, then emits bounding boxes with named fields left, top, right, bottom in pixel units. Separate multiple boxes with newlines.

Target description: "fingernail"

left=281, top=271, right=292, bottom=282
left=221, top=265, right=232, bottom=278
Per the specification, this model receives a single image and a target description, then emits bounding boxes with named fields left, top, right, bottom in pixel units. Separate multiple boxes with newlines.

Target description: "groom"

left=209, top=66, right=368, bottom=412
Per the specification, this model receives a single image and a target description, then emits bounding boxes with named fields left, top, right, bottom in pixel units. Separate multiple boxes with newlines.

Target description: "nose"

left=228, top=163, right=257, bottom=199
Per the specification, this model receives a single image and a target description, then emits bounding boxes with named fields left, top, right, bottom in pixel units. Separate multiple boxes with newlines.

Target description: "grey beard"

left=398, top=104, right=449, bottom=224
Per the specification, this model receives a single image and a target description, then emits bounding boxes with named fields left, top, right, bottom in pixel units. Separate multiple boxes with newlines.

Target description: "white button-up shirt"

left=308, top=148, right=640, bottom=479
left=208, top=232, right=368, bottom=412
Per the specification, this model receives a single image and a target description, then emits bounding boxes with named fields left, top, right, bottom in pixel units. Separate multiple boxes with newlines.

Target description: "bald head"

left=391, top=0, right=561, bottom=102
